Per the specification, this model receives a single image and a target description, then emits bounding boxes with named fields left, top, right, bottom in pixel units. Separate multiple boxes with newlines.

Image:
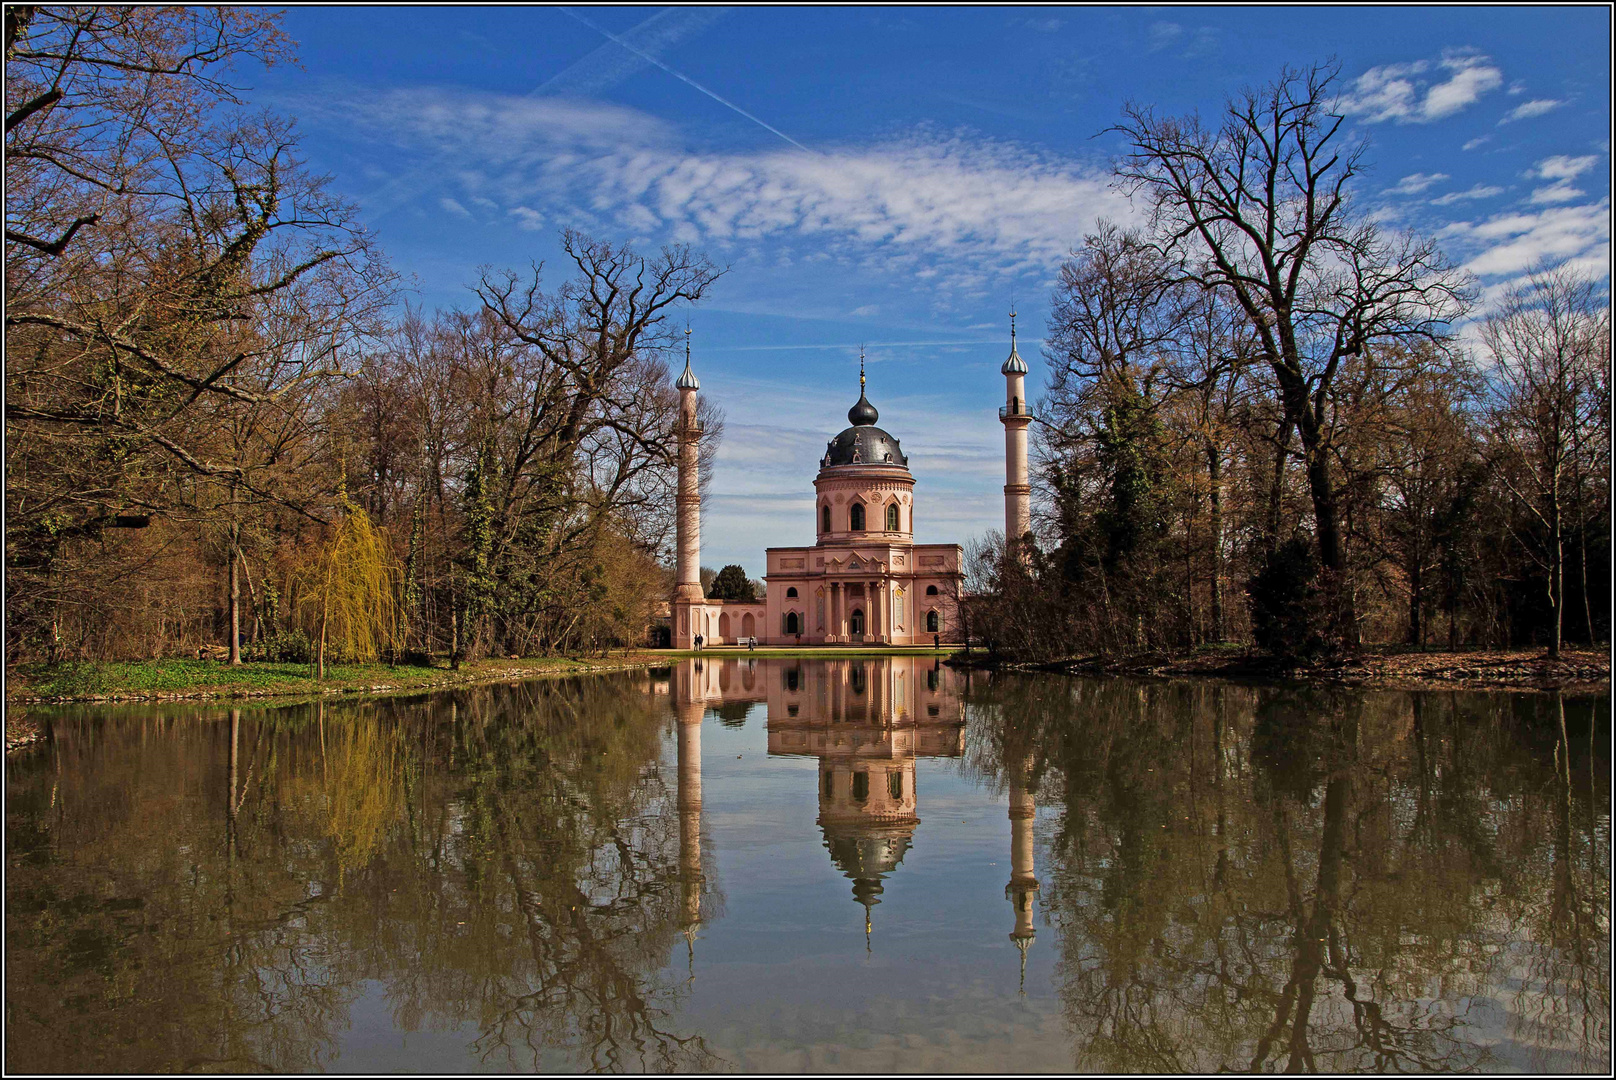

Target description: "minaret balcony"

left=998, top=403, right=1035, bottom=420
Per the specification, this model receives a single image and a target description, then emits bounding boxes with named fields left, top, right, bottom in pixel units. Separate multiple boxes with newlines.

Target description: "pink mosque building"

left=670, top=320, right=1032, bottom=649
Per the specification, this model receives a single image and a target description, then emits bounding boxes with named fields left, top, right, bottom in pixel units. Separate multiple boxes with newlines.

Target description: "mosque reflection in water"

left=670, top=656, right=1036, bottom=963
left=6, top=657, right=1607, bottom=1074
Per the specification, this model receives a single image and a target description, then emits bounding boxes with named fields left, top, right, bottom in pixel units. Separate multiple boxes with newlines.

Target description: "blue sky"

left=255, top=5, right=1611, bottom=572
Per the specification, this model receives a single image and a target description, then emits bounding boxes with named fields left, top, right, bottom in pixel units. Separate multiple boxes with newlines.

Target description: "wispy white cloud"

left=439, top=196, right=472, bottom=218
left=1440, top=198, right=1611, bottom=278
left=508, top=205, right=546, bottom=230
left=1337, top=51, right=1503, bottom=123
left=1462, top=135, right=1492, bottom=151
left=1500, top=98, right=1565, bottom=123
left=1384, top=172, right=1449, bottom=195
left=334, top=86, right=1134, bottom=289
left=1146, top=20, right=1218, bottom=58
left=1429, top=184, right=1504, bottom=205
left=1530, top=182, right=1585, bottom=205
left=1533, top=154, right=1598, bottom=180
left=1147, top=22, right=1183, bottom=51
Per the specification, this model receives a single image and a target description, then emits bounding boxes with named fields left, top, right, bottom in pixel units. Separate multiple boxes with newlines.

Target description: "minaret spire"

left=859, top=345, right=866, bottom=394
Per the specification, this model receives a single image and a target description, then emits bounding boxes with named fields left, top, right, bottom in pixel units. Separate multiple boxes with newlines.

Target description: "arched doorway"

left=926, top=609, right=939, bottom=633
left=741, top=612, right=755, bottom=638
left=719, top=612, right=731, bottom=638
left=850, top=608, right=865, bottom=636
left=785, top=611, right=800, bottom=635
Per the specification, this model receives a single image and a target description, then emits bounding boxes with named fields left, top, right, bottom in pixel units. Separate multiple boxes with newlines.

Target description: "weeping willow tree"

left=293, top=500, right=402, bottom=678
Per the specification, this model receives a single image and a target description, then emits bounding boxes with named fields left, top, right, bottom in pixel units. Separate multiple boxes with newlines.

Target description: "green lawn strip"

left=7, top=648, right=959, bottom=704
left=6, top=655, right=659, bottom=703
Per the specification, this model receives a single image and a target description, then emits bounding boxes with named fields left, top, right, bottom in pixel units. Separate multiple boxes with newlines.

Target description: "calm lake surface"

left=5, top=659, right=1609, bottom=1073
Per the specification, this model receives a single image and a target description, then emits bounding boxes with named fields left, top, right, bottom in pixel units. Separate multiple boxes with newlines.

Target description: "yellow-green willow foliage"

left=293, top=501, right=402, bottom=675
left=318, top=710, right=410, bottom=881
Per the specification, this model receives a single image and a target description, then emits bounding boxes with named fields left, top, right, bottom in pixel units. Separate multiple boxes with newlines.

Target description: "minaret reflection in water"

left=1005, top=746, right=1038, bottom=992
left=674, top=661, right=707, bottom=973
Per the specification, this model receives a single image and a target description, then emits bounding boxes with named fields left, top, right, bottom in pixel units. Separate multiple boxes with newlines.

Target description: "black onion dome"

left=848, top=392, right=879, bottom=427
left=822, top=389, right=908, bottom=468
left=823, top=425, right=908, bottom=468
left=822, top=827, right=914, bottom=910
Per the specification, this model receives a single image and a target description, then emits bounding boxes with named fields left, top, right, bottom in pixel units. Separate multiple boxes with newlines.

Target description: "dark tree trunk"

left=1207, top=442, right=1225, bottom=642
left=1304, top=442, right=1356, bottom=646
left=228, top=525, right=241, bottom=666
left=1266, top=419, right=1292, bottom=555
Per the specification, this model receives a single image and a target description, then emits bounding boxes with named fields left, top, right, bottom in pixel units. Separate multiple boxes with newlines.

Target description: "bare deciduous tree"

left=1114, top=62, right=1472, bottom=645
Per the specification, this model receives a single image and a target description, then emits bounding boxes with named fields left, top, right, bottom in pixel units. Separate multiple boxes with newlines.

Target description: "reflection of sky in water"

left=5, top=661, right=1608, bottom=1074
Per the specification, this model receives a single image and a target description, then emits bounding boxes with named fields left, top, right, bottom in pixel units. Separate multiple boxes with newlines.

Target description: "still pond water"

left=5, top=659, right=1610, bottom=1073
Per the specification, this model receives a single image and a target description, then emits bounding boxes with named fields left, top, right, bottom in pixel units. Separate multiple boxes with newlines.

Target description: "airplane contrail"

left=537, top=6, right=724, bottom=98
left=360, top=7, right=723, bottom=222
left=561, top=6, right=812, bottom=153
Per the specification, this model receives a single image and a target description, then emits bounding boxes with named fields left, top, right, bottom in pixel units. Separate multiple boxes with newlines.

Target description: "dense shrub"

left=1247, top=538, right=1328, bottom=661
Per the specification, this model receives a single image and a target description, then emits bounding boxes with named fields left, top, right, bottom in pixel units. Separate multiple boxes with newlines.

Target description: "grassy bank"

left=4, top=645, right=956, bottom=704
left=4, top=654, right=669, bottom=704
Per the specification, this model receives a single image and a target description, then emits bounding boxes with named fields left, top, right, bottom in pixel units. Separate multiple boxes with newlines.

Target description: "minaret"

left=674, top=330, right=704, bottom=644
left=676, top=662, right=705, bottom=964
left=1006, top=751, right=1039, bottom=992
left=1000, top=309, right=1032, bottom=554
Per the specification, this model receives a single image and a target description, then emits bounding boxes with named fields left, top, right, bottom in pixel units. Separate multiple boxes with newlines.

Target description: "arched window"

left=821, top=505, right=831, bottom=533
left=926, top=609, right=939, bottom=633
left=785, top=611, right=800, bottom=635
left=850, top=503, right=865, bottom=531
left=886, top=503, right=899, bottom=531
left=926, top=585, right=938, bottom=596
left=786, top=587, right=798, bottom=598
left=852, top=772, right=869, bottom=801
left=888, top=771, right=903, bottom=800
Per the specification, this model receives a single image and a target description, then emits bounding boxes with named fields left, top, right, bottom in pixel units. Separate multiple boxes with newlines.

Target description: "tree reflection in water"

left=963, top=677, right=1610, bottom=1074
left=4, top=674, right=721, bottom=1073
left=5, top=666, right=1608, bottom=1074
